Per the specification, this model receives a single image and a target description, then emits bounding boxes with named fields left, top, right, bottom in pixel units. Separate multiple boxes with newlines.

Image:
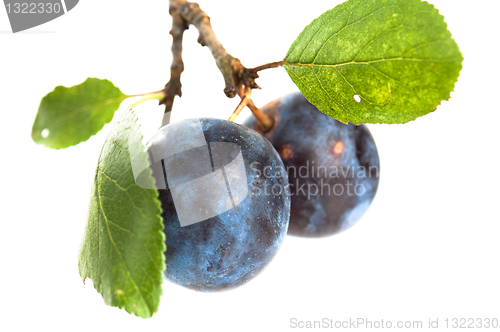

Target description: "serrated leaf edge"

left=79, top=108, right=166, bottom=318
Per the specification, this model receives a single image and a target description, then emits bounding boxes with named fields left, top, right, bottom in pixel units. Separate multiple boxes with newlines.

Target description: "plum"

left=144, top=118, right=290, bottom=291
left=244, top=92, right=379, bottom=237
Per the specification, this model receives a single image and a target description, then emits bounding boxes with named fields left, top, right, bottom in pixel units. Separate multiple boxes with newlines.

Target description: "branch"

left=168, top=0, right=275, bottom=131
left=159, top=10, right=188, bottom=125
left=170, top=0, right=244, bottom=97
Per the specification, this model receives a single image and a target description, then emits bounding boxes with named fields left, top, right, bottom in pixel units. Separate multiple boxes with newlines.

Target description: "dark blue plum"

left=145, top=118, right=290, bottom=291
left=244, top=92, right=379, bottom=237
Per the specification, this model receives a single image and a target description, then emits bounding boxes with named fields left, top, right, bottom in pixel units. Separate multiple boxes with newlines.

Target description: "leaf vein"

left=353, top=23, right=406, bottom=62
left=99, top=170, right=149, bottom=219
left=296, top=0, right=367, bottom=62
left=310, top=66, right=351, bottom=116
left=96, top=175, right=153, bottom=316
left=310, top=3, right=398, bottom=64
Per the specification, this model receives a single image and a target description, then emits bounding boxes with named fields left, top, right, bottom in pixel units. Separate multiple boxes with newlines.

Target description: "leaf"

left=78, top=107, right=165, bottom=318
left=32, top=78, right=129, bottom=149
left=284, top=0, right=463, bottom=124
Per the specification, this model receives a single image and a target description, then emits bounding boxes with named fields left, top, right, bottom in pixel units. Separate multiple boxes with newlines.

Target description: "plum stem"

left=248, top=100, right=275, bottom=132
left=228, top=86, right=252, bottom=122
left=236, top=85, right=274, bottom=131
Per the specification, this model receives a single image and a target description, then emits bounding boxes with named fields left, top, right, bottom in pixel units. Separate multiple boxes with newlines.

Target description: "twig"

left=168, top=0, right=275, bottom=131
left=159, top=10, right=188, bottom=125
left=170, top=0, right=243, bottom=97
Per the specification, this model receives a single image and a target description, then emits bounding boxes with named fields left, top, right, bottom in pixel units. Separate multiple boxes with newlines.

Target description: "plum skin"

left=244, top=92, right=380, bottom=237
left=145, top=118, right=290, bottom=291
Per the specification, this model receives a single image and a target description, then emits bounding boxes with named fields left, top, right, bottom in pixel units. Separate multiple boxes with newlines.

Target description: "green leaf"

left=32, top=78, right=129, bottom=149
left=78, top=107, right=165, bottom=318
left=284, top=0, right=463, bottom=124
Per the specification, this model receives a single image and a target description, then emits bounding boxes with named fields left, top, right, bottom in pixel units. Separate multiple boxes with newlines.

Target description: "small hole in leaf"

left=353, top=94, right=361, bottom=103
left=41, top=129, right=50, bottom=138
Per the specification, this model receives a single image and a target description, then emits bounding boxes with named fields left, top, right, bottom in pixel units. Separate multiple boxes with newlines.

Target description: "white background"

left=1, top=0, right=499, bottom=331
